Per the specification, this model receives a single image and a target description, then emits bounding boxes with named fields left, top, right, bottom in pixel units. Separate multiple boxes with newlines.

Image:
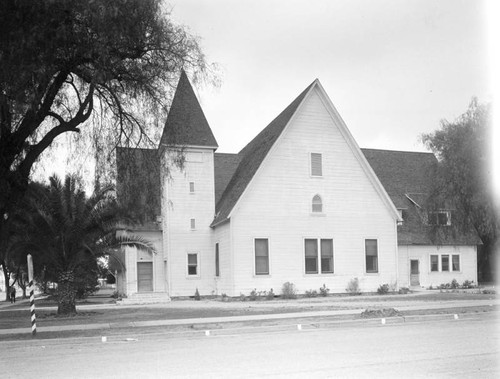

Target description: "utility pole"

left=27, top=254, right=36, bottom=336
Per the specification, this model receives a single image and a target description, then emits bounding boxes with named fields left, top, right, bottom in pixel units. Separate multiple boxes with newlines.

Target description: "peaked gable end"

left=160, top=70, right=218, bottom=148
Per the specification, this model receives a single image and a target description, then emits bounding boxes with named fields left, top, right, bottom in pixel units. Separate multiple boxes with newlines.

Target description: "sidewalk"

left=1, top=298, right=498, bottom=337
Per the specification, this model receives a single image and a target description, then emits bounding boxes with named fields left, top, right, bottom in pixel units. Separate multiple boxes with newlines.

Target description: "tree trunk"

left=2, top=263, right=10, bottom=302
left=57, top=270, right=77, bottom=315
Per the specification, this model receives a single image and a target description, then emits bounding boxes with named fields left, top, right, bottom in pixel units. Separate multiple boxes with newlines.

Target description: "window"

left=428, top=211, right=451, bottom=226
left=365, top=239, right=378, bottom=273
left=304, top=239, right=333, bottom=274
left=430, top=255, right=439, bottom=272
left=215, top=243, right=220, bottom=277
left=441, top=255, right=450, bottom=271
left=321, top=239, right=334, bottom=273
left=187, top=253, right=198, bottom=276
left=452, top=255, right=460, bottom=272
left=311, top=153, right=323, bottom=176
left=255, top=239, right=269, bottom=275
left=189, top=182, right=195, bottom=193
left=305, top=239, right=318, bottom=274
left=312, top=195, right=323, bottom=213
left=190, top=218, right=196, bottom=230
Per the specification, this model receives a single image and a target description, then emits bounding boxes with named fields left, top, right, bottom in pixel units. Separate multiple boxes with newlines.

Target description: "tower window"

left=312, top=195, right=323, bottom=213
left=311, top=153, right=323, bottom=176
left=189, top=182, right=195, bottom=193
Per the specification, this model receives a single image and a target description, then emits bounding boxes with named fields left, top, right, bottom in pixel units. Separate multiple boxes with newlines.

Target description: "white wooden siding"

left=229, top=88, right=398, bottom=295
left=163, top=148, right=217, bottom=296
left=213, top=222, right=233, bottom=295
left=399, top=245, right=477, bottom=288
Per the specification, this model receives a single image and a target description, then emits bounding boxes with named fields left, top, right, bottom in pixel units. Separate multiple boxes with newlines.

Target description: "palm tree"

left=21, top=175, right=154, bottom=315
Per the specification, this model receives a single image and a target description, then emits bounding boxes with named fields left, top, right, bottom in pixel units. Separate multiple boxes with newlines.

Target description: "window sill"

left=186, top=275, right=201, bottom=280
left=365, top=272, right=379, bottom=275
left=254, top=274, right=271, bottom=278
left=310, top=213, right=326, bottom=217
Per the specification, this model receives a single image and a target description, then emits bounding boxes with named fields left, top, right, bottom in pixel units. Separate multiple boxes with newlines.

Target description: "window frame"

left=441, top=254, right=450, bottom=272
left=365, top=239, right=379, bottom=274
left=427, top=210, right=452, bottom=226
left=254, top=238, right=270, bottom=276
left=452, top=254, right=460, bottom=272
left=190, top=218, right=196, bottom=230
left=430, top=254, right=439, bottom=272
left=186, top=253, right=199, bottom=277
left=310, top=152, right=323, bottom=177
left=312, top=194, right=323, bottom=213
left=189, top=181, right=195, bottom=194
left=304, top=238, right=334, bottom=275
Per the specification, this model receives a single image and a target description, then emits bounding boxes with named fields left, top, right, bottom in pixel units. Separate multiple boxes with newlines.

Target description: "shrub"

left=377, top=284, right=389, bottom=295
left=221, top=293, right=229, bottom=302
left=398, top=287, right=410, bottom=294
left=346, top=278, right=361, bottom=295
left=249, top=289, right=258, bottom=301
left=194, top=288, right=201, bottom=300
left=450, top=279, right=459, bottom=289
left=239, top=293, right=247, bottom=301
left=266, top=288, right=275, bottom=300
left=319, top=284, right=330, bottom=297
left=281, top=282, right=297, bottom=299
left=305, top=290, right=318, bottom=298
left=462, top=280, right=475, bottom=289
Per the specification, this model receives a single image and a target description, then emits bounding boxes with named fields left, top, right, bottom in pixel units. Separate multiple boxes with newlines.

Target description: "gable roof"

left=362, top=148, right=481, bottom=245
left=159, top=70, right=218, bottom=149
left=214, top=153, right=241, bottom=205
left=211, top=81, right=315, bottom=226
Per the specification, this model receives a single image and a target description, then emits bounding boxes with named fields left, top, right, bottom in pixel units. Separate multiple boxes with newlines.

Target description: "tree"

left=0, top=0, right=211, bottom=290
left=422, top=98, right=498, bottom=281
left=15, top=175, right=155, bottom=315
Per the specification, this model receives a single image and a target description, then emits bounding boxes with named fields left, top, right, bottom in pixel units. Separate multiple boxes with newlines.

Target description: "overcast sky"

left=170, top=0, right=491, bottom=154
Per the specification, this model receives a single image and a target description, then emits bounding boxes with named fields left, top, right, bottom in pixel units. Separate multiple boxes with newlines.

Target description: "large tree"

left=0, top=0, right=210, bottom=295
left=422, top=98, right=498, bottom=281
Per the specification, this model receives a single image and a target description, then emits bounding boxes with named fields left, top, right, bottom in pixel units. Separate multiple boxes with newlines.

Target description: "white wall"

left=398, top=245, right=477, bottom=288
left=213, top=222, right=233, bottom=296
left=163, top=148, right=217, bottom=296
left=229, top=88, right=398, bottom=295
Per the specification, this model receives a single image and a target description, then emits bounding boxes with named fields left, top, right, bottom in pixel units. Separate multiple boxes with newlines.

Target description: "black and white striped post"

left=27, top=254, right=36, bottom=336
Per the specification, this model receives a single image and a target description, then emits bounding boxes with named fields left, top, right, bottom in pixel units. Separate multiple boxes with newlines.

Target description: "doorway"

left=410, top=259, right=420, bottom=286
left=137, top=262, right=153, bottom=292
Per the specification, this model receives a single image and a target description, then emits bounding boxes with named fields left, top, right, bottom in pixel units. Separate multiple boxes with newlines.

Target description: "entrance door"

left=410, top=260, right=420, bottom=286
left=137, top=262, right=153, bottom=292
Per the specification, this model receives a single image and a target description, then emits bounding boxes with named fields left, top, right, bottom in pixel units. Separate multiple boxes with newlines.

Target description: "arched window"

left=312, top=195, right=323, bottom=213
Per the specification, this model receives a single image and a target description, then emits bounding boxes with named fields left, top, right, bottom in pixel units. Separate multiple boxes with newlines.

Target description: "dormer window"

left=310, top=153, right=323, bottom=177
left=312, top=195, right=323, bottom=213
left=428, top=211, right=451, bottom=226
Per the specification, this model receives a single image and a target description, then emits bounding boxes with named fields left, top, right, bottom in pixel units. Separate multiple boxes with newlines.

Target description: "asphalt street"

left=1, top=312, right=498, bottom=378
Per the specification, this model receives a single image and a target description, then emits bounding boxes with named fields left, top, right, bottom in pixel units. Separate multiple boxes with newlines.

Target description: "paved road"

left=1, top=313, right=498, bottom=378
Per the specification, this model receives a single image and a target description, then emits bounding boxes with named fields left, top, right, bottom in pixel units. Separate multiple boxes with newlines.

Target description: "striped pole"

left=27, top=254, right=36, bottom=336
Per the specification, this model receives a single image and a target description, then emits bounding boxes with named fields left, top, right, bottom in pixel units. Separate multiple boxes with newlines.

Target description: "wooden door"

left=410, top=260, right=420, bottom=286
left=137, top=262, right=153, bottom=292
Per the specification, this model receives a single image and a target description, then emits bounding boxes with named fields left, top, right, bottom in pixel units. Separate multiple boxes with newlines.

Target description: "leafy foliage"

left=346, top=277, right=361, bottom=295
left=281, top=282, right=297, bottom=299
left=422, top=98, right=498, bottom=281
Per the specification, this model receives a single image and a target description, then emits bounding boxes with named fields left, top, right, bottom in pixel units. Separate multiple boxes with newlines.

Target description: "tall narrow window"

left=255, top=239, right=269, bottom=275
left=311, top=153, right=323, bottom=176
left=452, top=255, right=460, bottom=272
left=305, top=239, right=318, bottom=274
left=190, top=218, right=196, bottom=230
left=430, top=255, right=439, bottom=272
left=189, top=182, right=195, bottom=193
left=187, top=253, right=198, bottom=276
left=365, top=239, right=378, bottom=273
left=312, top=195, right=323, bottom=213
left=321, top=239, right=334, bottom=273
left=215, top=243, right=220, bottom=277
left=441, top=255, right=450, bottom=271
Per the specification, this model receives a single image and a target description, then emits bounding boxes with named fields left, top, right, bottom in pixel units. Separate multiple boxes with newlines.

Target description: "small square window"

left=189, top=182, right=195, bottom=193
left=190, top=219, right=196, bottom=230
left=187, top=253, right=198, bottom=276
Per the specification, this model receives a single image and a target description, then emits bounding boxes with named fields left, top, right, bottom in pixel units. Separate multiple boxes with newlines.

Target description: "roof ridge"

left=361, top=148, right=434, bottom=155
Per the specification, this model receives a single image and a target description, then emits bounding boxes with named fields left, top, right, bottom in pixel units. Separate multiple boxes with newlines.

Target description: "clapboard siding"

left=163, top=148, right=217, bottom=296
left=399, top=245, right=477, bottom=288
left=230, top=88, right=398, bottom=295
left=213, top=222, right=233, bottom=295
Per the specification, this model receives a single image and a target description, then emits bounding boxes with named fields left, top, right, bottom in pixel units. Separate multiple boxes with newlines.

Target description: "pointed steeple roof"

left=160, top=70, right=218, bottom=148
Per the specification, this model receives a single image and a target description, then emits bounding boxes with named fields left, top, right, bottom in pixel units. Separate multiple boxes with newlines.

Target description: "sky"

left=169, top=0, right=492, bottom=154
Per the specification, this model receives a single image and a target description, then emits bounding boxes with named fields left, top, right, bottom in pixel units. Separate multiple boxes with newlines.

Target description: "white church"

left=114, top=71, right=480, bottom=300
